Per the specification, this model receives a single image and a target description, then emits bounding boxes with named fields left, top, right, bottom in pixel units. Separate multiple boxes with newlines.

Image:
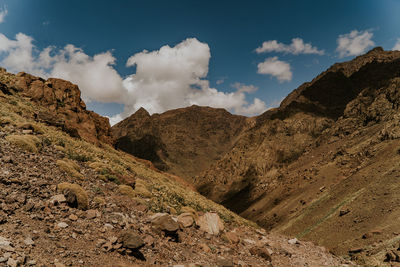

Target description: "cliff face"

left=8, top=71, right=114, bottom=145
left=112, top=105, right=251, bottom=181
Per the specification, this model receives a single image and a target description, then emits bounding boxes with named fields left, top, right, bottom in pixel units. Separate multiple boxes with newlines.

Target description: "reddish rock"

left=13, top=73, right=113, bottom=145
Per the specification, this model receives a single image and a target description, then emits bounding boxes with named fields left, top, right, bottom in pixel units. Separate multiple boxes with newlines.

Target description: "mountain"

left=196, top=47, right=400, bottom=264
left=114, top=47, right=400, bottom=265
left=112, top=105, right=251, bottom=181
left=0, top=69, right=352, bottom=266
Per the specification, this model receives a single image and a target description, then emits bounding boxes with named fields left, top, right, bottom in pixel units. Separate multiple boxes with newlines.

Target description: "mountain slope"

left=112, top=105, right=251, bottom=181
left=195, top=47, right=400, bottom=265
left=0, top=69, right=352, bottom=266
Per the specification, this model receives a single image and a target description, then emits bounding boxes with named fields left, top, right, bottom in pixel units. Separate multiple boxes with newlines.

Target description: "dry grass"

left=57, top=182, right=88, bottom=210
left=56, top=159, right=84, bottom=179
left=5, top=134, right=41, bottom=153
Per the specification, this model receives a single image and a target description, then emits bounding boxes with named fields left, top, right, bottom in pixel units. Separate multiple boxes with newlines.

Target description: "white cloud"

left=336, top=30, right=375, bottom=58
left=393, top=38, right=400, bottom=51
left=0, top=33, right=125, bottom=103
left=0, top=7, right=7, bottom=24
left=231, top=82, right=258, bottom=93
left=256, top=38, right=324, bottom=55
left=119, top=38, right=267, bottom=119
left=0, top=33, right=267, bottom=124
left=257, top=56, right=292, bottom=82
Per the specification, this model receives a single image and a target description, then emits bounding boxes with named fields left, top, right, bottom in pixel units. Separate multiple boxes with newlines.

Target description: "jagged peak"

left=134, top=107, right=150, bottom=117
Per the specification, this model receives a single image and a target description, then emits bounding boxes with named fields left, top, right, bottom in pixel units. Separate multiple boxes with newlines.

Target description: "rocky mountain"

left=112, top=105, right=251, bottom=181
left=0, top=69, right=353, bottom=266
left=114, top=47, right=400, bottom=265
left=1, top=69, right=114, bottom=145
left=195, top=47, right=400, bottom=265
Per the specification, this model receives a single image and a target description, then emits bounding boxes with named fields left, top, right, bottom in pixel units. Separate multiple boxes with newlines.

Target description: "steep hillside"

left=195, top=47, right=400, bottom=265
left=112, top=105, right=250, bottom=181
left=0, top=69, right=352, bottom=266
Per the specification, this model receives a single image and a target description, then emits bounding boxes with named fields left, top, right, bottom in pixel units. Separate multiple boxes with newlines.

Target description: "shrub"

left=5, top=134, right=41, bottom=152
left=56, top=159, right=84, bottom=179
left=57, top=182, right=88, bottom=210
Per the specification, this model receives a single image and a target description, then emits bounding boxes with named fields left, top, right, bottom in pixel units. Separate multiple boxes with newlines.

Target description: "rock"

left=0, top=236, right=14, bottom=252
left=385, top=250, right=400, bottom=262
left=362, top=229, right=383, bottom=239
left=7, top=257, right=18, bottom=267
left=16, top=75, right=114, bottom=145
left=57, top=222, right=68, bottom=229
left=195, top=212, right=224, bottom=235
left=249, top=246, right=272, bottom=261
left=348, top=247, right=363, bottom=254
left=151, top=214, right=179, bottom=232
left=54, top=262, right=66, bottom=267
left=119, top=230, right=145, bottom=250
left=50, top=194, right=67, bottom=205
left=57, top=183, right=88, bottom=210
left=288, top=238, right=299, bottom=245
left=225, top=231, right=240, bottom=244
left=24, top=237, right=34, bottom=246
left=68, top=214, right=78, bottom=221
left=26, top=260, right=37, bottom=266
left=177, top=213, right=194, bottom=228
left=86, top=209, right=97, bottom=219
left=199, top=243, right=211, bottom=253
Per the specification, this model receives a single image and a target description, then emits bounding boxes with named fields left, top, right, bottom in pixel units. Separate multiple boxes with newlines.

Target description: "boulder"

left=177, top=213, right=194, bottom=228
left=151, top=213, right=179, bottom=232
left=119, top=230, right=144, bottom=250
left=195, top=212, right=224, bottom=235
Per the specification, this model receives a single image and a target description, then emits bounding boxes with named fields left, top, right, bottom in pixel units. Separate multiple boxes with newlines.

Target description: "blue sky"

left=0, top=0, right=399, bottom=124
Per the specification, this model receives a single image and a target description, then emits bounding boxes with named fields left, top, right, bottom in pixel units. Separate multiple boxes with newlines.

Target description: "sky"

left=0, top=0, right=399, bottom=124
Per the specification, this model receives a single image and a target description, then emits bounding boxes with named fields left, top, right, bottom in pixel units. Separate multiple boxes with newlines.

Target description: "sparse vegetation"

left=5, top=134, right=41, bottom=153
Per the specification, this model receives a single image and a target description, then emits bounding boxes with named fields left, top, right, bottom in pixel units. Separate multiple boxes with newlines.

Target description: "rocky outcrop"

left=112, top=105, right=251, bottom=181
left=12, top=72, right=113, bottom=145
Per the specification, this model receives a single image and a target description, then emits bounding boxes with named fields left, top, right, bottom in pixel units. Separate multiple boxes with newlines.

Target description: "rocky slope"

left=194, top=47, right=400, bottom=266
left=0, top=69, right=114, bottom=145
left=112, top=105, right=250, bottom=181
left=0, top=70, right=352, bottom=266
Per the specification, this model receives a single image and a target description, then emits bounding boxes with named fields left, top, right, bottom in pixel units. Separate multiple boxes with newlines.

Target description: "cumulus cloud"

left=336, top=30, right=375, bottom=58
left=256, top=38, right=324, bottom=55
left=257, top=57, right=292, bottom=82
left=118, top=38, right=267, bottom=119
left=393, top=38, right=400, bottom=51
left=0, top=33, right=125, bottom=102
left=0, top=33, right=267, bottom=124
left=0, top=7, right=7, bottom=24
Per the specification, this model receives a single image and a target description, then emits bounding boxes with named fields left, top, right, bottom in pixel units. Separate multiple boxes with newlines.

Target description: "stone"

left=151, top=214, right=179, bottom=232
left=0, top=236, right=14, bottom=252
left=68, top=214, right=78, bottom=221
left=50, top=194, right=66, bottom=205
left=249, top=246, right=272, bottom=261
left=57, top=222, right=68, bottom=229
left=7, top=257, right=18, bottom=267
left=288, top=238, right=299, bottom=245
left=225, top=231, right=240, bottom=244
left=119, top=230, right=144, bottom=250
left=24, top=237, right=34, bottom=246
left=177, top=213, right=194, bottom=228
left=86, top=209, right=97, bottom=219
left=199, top=243, right=211, bottom=253
left=385, top=250, right=400, bottom=262
left=348, top=247, right=363, bottom=254
left=196, top=212, right=224, bottom=235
